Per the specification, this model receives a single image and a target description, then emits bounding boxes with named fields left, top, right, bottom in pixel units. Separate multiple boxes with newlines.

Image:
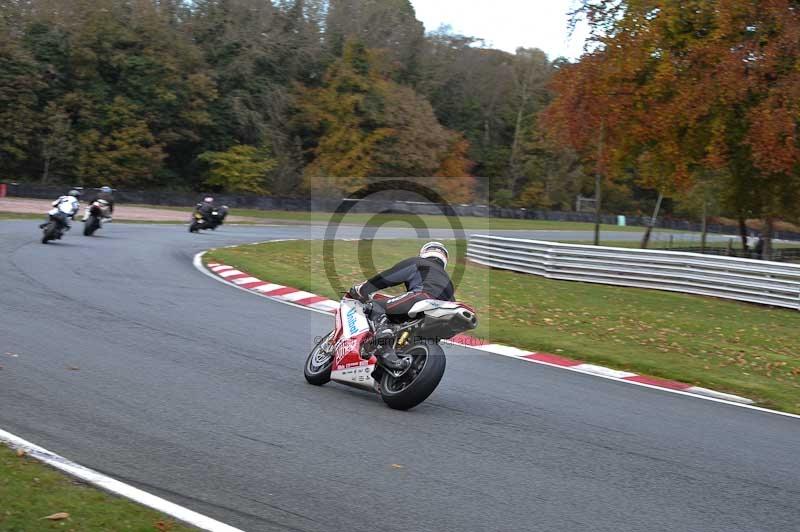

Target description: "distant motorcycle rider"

left=195, top=196, right=216, bottom=222
left=95, top=185, right=115, bottom=216
left=41, top=189, right=81, bottom=230
left=348, top=241, right=454, bottom=370
left=84, top=185, right=114, bottom=221
left=194, top=196, right=229, bottom=225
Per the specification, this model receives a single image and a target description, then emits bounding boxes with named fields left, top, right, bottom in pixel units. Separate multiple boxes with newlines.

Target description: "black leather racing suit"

left=196, top=202, right=215, bottom=221
left=358, top=256, right=454, bottom=321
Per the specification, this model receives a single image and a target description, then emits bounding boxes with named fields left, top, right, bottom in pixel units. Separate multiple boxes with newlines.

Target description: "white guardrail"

left=467, top=235, right=800, bottom=310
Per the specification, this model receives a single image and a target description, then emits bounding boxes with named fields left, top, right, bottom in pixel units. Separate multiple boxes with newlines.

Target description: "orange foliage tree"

left=543, top=0, right=800, bottom=255
left=296, top=39, right=477, bottom=198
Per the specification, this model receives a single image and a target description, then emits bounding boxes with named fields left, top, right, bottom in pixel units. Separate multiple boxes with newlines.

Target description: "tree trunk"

left=762, top=217, right=774, bottom=261
left=41, top=154, right=51, bottom=184
left=509, top=105, right=525, bottom=194
left=594, top=121, right=605, bottom=246
left=594, top=172, right=602, bottom=246
left=700, top=200, right=708, bottom=253
left=640, top=191, right=664, bottom=249
left=738, top=217, right=749, bottom=252
left=509, top=77, right=528, bottom=195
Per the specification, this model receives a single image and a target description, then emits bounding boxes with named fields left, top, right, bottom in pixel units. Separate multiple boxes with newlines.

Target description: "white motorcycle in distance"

left=82, top=199, right=112, bottom=236
left=304, top=294, right=478, bottom=410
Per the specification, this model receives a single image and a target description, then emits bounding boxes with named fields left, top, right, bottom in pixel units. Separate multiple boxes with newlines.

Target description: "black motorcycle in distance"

left=189, top=205, right=228, bottom=233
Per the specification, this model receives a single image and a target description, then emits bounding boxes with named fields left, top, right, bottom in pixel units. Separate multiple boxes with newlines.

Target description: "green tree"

left=199, top=144, right=276, bottom=194
left=0, top=31, right=42, bottom=174
left=326, top=0, right=425, bottom=84
left=39, top=103, right=76, bottom=183
left=77, top=97, right=165, bottom=186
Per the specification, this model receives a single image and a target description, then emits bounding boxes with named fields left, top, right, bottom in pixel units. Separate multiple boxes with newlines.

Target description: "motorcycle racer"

left=40, top=189, right=81, bottom=231
left=195, top=196, right=216, bottom=221
left=348, top=241, right=454, bottom=370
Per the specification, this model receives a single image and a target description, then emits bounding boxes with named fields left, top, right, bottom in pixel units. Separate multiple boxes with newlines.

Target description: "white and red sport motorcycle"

left=304, top=294, right=478, bottom=410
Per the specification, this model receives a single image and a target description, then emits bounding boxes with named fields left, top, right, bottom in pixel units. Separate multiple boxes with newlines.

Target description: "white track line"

left=194, top=246, right=800, bottom=421
left=0, top=429, right=243, bottom=532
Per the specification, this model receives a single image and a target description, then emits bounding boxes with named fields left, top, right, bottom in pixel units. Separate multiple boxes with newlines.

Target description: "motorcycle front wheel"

left=83, top=216, right=99, bottom=236
left=380, top=342, right=446, bottom=411
left=304, top=331, right=334, bottom=385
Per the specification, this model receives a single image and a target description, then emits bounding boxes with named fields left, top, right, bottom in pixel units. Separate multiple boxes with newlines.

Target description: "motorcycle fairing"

left=407, top=299, right=465, bottom=318
left=339, top=298, right=370, bottom=339
left=330, top=299, right=376, bottom=390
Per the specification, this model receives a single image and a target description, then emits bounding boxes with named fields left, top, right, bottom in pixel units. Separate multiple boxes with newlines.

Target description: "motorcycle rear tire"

left=41, top=222, right=58, bottom=244
left=84, top=216, right=99, bottom=236
left=380, top=342, right=446, bottom=411
left=304, top=331, right=334, bottom=385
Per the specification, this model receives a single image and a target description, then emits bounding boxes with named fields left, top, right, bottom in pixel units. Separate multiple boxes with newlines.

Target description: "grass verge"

left=207, top=239, right=800, bottom=414
left=0, top=212, right=43, bottom=220
left=0, top=443, right=194, bottom=531
left=220, top=208, right=651, bottom=232
left=0, top=212, right=186, bottom=224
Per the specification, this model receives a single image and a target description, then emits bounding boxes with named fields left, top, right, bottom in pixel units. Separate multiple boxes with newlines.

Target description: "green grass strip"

left=207, top=239, right=800, bottom=414
left=0, top=444, right=194, bottom=531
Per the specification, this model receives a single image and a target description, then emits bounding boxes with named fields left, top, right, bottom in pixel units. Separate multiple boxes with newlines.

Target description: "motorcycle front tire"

left=83, top=216, right=99, bottom=236
left=304, top=331, right=334, bottom=385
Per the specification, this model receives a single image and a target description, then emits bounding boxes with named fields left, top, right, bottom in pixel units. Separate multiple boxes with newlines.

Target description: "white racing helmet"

left=420, top=241, right=449, bottom=268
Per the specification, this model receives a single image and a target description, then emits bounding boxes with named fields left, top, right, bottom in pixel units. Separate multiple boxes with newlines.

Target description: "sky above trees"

left=409, top=0, right=589, bottom=59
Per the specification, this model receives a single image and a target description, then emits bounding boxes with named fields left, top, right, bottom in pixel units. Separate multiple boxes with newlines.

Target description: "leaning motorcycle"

left=304, top=294, right=478, bottom=410
left=83, top=199, right=111, bottom=236
left=189, top=205, right=228, bottom=233
left=40, top=213, right=68, bottom=244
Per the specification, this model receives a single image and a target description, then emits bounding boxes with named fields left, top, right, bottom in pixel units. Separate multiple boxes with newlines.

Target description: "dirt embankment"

left=0, top=197, right=263, bottom=223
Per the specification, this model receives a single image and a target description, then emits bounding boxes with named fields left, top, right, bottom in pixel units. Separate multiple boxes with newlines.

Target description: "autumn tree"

left=296, top=39, right=474, bottom=196
left=545, top=0, right=800, bottom=255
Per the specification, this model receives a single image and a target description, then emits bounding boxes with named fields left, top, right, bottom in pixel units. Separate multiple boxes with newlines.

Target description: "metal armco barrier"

left=468, top=235, right=800, bottom=310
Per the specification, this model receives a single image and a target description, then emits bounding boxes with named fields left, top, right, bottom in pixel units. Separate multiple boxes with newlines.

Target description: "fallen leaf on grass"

left=16, top=448, right=26, bottom=457
left=41, top=512, right=69, bottom=520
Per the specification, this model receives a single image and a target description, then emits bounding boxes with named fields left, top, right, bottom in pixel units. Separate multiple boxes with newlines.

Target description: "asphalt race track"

left=1, top=220, right=798, bottom=532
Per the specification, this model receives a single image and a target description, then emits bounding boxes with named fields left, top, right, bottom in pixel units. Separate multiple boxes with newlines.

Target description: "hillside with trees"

left=0, top=0, right=569, bottom=207
left=2, top=0, right=798, bottom=247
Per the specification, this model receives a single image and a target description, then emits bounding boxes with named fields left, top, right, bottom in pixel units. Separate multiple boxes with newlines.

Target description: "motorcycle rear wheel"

left=41, top=222, right=58, bottom=244
left=304, top=331, right=334, bottom=385
left=380, top=342, right=445, bottom=411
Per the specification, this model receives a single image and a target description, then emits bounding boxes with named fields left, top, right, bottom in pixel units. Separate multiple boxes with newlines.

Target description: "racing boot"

left=372, top=313, right=394, bottom=341
left=376, top=345, right=410, bottom=372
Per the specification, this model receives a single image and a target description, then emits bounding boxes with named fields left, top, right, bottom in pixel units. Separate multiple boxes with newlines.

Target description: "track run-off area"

left=1, top=220, right=799, bottom=532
